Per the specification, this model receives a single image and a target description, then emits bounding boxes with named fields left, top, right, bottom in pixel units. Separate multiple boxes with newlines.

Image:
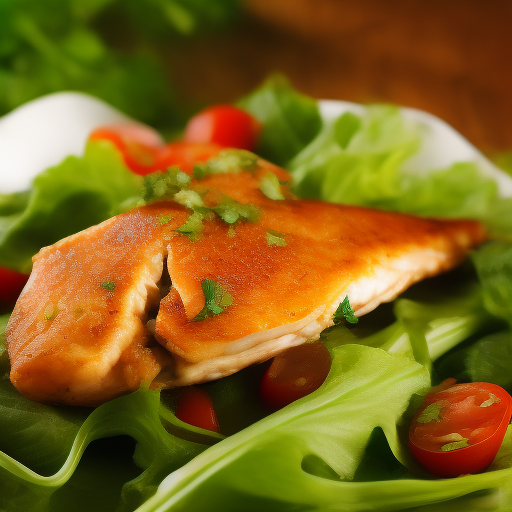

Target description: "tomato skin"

left=409, top=382, right=512, bottom=478
left=89, top=124, right=164, bottom=176
left=183, top=105, right=261, bottom=151
left=260, top=343, right=331, bottom=411
left=175, top=386, right=220, bottom=433
left=155, top=142, right=221, bottom=174
left=0, top=266, right=30, bottom=305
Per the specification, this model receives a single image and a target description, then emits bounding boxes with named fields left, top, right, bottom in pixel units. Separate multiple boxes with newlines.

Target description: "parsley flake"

left=143, top=168, right=191, bottom=203
left=266, top=229, right=286, bottom=247
left=44, top=304, right=59, bottom=321
left=213, top=197, right=260, bottom=225
left=333, top=296, right=358, bottom=325
left=417, top=402, right=443, bottom=423
left=193, top=279, right=233, bottom=321
left=174, top=189, right=205, bottom=210
left=158, top=215, right=174, bottom=225
left=194, top=149, right=259, bottom=179
left=176, top=211, right=205, bottom=241
left=100, top=281, right=116, bottom=292
left=440, top=437, right=469, bottom=452
left=260, top=172, right=284, bottom=200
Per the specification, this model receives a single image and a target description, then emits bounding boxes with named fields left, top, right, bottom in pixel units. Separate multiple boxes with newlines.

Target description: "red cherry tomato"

left=260, top=343, right=331, bottom=411
left=175, top=386, right=220, bottom=433
left=0, top=266, right=29, bottom=305
left=409, top=381, right=512, bottom=477
left=155, top=142, right=221, bottom=174
left=89, top=124, right=164, bottom=176
left=183, top=105, right=261, bottom=151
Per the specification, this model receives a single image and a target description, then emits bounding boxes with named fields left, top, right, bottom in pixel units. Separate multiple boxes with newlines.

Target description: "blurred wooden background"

left=163, top=0, right=512, bottom=154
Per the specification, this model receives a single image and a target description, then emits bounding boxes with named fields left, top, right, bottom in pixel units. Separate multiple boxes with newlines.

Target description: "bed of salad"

left=1, top=76, right=512, bottom=512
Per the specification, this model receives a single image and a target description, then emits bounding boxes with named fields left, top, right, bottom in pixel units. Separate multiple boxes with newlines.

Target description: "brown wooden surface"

left=163, top=0, right=512, bottom=154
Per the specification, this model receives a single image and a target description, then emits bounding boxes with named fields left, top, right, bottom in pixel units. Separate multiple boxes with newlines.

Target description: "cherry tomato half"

left=175, top=386, right=220, bottom=433
left=260, top=343, right=331, bottom=411
left=183, top=105, right=261, bottom=151
left=155, top=142, right=221, bottom=174
left=0, top=266, right=29, bottom=305
left=89, top=124, right=164, bottom=176
left=409, top=381, right=512, bottom=477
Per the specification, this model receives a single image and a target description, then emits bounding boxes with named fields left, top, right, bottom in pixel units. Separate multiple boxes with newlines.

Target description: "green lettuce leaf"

left=471, top=242, right=512, bottom=327
left=0, top=140, right=142, bottom=273
left=289, top=106, right=512, bottom=238
left=436, top=329, right=512, bottom=393
left=137, top=344, right=431, bottom=512
left=237, top=75, right=322, bottom=166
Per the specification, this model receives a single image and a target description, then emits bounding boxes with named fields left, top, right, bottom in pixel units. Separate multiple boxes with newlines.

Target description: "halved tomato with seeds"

left=409, top=381, right=512, bottom=477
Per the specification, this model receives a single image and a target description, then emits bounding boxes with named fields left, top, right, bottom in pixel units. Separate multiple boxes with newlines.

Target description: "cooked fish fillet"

left=6, top=158, right=486, bottom=405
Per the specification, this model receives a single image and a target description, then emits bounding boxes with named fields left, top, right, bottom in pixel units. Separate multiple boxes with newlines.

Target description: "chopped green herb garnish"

left=266, top=229, right=286, bottom=247
left=417, top=402, right=443, bottom=424
left=100, top=281, right=116, bottom=292
left=174, top=189, right=205, bottom=210
left=158, top=215, right=174, bottom=225
left=440, top=438, right=469, bottom=452
left=194, top=149, right=259, bottom=179
left=193, top=279, right=233, bottom=321
left=43, top=304, right=59, bottom=321
left=213, top=197, right=260, bottom=225
left=333, top=296, right=358, bottom=325
left=74, top=307, right=85, bottom=319
left=176, top=211, right=205, bottom=241
left=143, top=167, right=191, bottom=203
left=260, top=172, right=285, bottom=200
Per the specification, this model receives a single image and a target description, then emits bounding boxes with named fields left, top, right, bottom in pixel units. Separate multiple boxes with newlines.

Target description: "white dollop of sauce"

left=0, top=92, right=132, bottom=193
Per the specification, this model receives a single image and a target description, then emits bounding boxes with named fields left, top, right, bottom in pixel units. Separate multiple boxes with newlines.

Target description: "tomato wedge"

left=409, top=381, right=512, bottom=477
left=0, top=266, right=29, bottom=305
left=89, top=124, right=164, bottom=175
left=260, top=343, right=331, bottom=411
left=175, top=386, right=220, bottom=433
left=183, top=105, right=261, bottom=151
left=155, top=142, right=221, bottom=174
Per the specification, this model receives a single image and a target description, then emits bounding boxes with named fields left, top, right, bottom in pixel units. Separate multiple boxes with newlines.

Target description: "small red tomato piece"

left=175, top=386, right=220, bottom=433
left=155, top=142, right=221, bottom=174
left=89, top=124, right=164, bottom=176
left=0, top=266, right=29, bottom=305
left=260, top=344, right=331, bottom=411
left=409, top=381, right=512, bottom=477
left=183, top=105, right=261, bottom=151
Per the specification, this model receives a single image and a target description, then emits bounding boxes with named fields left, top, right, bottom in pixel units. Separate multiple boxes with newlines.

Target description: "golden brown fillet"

left=6, top=157, right=486, bottom=405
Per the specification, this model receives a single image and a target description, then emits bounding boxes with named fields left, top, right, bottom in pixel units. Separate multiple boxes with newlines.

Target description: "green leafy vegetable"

left=440, top=438, right=469, bottom=452
left=0, top=140, right=141, bottom=273
left=143, top=168, right=191, bottom=204
left=471, top=242, right=512, bottom=327
left=173, top=189, right=205, bottom=210
left=194, top=149, right=259, bottom=179
left=289, top=106, right=512, bottom=238
left=259, top=172, right=284, bottom=200
left=175, top=211, right=205, bottom=241
left=238, top=75, right=322, bottom=166
left=333, top=296, right=358, bottom=325
left=213, top=197, right=260, bottom=225
left=266, top=229, right=286, bottom=247
left=0, top=0, right=240, bottom=127
left=100, top=281, right=116, bottom=292
left=193, top=279, right=233, bottom=321
left=417, top=403, right=443, bottom=424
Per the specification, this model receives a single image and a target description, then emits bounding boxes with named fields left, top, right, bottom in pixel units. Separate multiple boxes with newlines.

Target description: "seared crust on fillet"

left=6, top=157, right=486, bottom=405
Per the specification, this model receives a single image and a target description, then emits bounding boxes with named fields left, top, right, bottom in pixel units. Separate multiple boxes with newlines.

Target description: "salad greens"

left=0, top=0, right=241, bottom=127
left=0, top=140, right=141, bottom=273
left=1, top=79, right=512, bottom=512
